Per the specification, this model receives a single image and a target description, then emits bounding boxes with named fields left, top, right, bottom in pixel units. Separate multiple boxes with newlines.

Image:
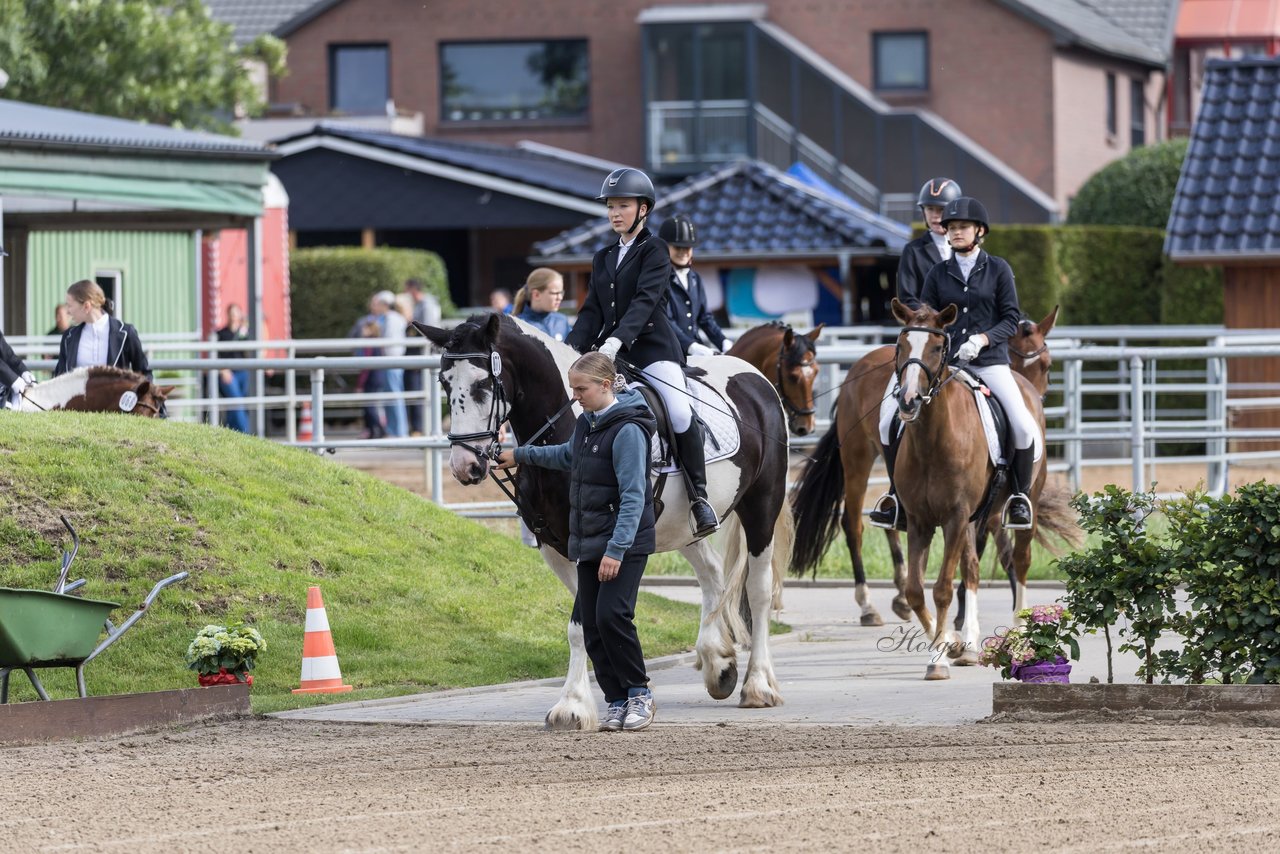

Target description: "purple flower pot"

left=1011, top=656, right=1071, bottom=684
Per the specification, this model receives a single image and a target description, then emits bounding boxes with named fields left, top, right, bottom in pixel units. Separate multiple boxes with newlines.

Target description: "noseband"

left=894, top=325, right=952, bottom=408
left=441, top=349, right=509, bottom=460
left=1009, top=320, right=1049, bottom=360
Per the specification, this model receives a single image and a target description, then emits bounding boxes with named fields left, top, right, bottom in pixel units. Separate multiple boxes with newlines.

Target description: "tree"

left=1067, top=138, right=1189, bottom=228
left=0, top=0, right=285, bottom=134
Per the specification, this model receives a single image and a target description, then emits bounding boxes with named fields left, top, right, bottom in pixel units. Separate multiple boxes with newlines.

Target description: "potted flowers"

left=185, top=624, right=266, bottom=686
left=979, top=605, right=1080, bottom=684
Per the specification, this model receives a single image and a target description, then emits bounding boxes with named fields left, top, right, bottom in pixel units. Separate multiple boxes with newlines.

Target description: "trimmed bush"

left=290, top=248, right=453, bottom=340
left=1067, top=138, right=1190, bottom=228
left=982, top=226, right=1058, bottom=321
left=1056, top=225, right=1165, bottom=326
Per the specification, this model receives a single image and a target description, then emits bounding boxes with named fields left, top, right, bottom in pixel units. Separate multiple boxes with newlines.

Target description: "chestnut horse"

left=14, top=367, right=172, bottom=417
left=726, top=322, right=824, bottom=436
left=790, top=306, right=1060, bottom=626
left=417, top=314, right=794, bottom=728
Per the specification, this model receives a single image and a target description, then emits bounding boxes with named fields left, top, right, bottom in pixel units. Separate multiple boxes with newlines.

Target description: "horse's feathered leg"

left=679, top=538, right=738, bottom=700
left=539, top=548, right=598, bottom=731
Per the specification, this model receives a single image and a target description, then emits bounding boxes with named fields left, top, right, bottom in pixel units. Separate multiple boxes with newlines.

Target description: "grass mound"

left=0, top=414, right=701, bottom=712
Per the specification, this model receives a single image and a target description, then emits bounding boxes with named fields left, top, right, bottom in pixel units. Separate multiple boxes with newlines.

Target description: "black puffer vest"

left=568, top=393, right=657, bottom=561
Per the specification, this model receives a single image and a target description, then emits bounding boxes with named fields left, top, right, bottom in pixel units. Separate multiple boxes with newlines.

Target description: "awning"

left=1178, top=0, right=1280, bottom=41
left=0, top=168, right=263, bottom=217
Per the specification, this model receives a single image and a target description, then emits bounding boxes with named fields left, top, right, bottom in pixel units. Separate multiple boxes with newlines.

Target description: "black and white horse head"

left=414, top=312, right=795, bottom=727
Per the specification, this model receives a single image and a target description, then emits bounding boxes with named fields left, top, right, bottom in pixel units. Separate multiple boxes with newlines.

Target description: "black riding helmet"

left=658, top=214, right=697, bottom=248
left=598, top=168, right=656, bottom=235
left=939, top=196, right=990, bottom=234
left=917, top=177, right=963, bottom=210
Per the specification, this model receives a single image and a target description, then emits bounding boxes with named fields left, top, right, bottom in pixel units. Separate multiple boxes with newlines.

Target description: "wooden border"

left=992, top=683, right=1280, bottom=723
left=0, top=684, right=251, bottom=744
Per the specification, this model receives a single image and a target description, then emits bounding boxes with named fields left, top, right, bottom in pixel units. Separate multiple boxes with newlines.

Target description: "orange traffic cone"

left=297, top=401, right=314, bottom=442
left=292, top=586, right=353, bottom=694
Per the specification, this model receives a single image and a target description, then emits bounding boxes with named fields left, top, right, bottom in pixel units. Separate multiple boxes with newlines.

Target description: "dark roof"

left=272, top=124, right=609, bottom=201
left=1166, top=57, right=1280, bottom=261
left=272, top=0, right=348, bottom=38
left=998, top=0, right=1177, bottom=66
left=532, top=160, right=911, bottom=264
left=205, top=0, right=321, bottom=46
left=0, top=98, right=274, bottom=158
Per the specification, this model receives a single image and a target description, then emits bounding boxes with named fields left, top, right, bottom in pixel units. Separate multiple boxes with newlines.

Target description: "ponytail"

left=512, top=284, right=531, bottom=316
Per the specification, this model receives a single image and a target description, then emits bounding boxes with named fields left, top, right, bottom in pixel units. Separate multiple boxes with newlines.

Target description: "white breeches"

left=878, top=365, right=1041, bottom=458
left=641, top=360, right=694, bottom=434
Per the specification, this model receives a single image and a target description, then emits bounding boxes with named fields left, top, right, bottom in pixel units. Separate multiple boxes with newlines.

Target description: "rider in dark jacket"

left=660, top=215, right=727, bottom=355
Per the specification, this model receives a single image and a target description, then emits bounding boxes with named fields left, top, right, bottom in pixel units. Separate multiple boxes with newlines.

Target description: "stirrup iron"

left=1001, top=493, right=1034, bottom=530
left=869, top=492, right=900, bottom=530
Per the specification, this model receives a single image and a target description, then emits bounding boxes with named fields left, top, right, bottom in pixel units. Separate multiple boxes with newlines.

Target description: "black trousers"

left=404, top=366, right=424, bottom=435
left=573, top=552, right=649, bottom=703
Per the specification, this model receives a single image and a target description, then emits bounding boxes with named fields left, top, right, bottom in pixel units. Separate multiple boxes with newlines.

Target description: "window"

left=873, top=32, right=928, bottom=91
left=330, top=44, right=389, bottom=114
left=440, top=40, right=589, bottom=123
left=95, top=270, right=122, bottom=319
left=1106, top=72, right=1117, bottom=136
left=1130, top=78, right=1146, bottom=147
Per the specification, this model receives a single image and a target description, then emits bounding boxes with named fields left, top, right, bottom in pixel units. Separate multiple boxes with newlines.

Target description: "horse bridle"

left=894, top=325, right=954, bottom=407
left=440, top=349, right=511, bottom=461
left=1009, top=320, right=1049, bottom=360
left=776, top=338, right=817, bottom=419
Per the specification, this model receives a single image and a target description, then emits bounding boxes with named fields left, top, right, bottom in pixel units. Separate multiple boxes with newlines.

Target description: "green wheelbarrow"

left=0, top=516, right=188, bottom=703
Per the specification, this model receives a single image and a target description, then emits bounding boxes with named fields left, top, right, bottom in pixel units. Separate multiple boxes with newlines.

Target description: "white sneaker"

left=622, top=693, right=655, bottom=731
left=599, top=702, right=626, bottom=732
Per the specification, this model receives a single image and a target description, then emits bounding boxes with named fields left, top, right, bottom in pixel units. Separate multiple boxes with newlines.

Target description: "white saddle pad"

left=631, top=379, right=742, bottom=474
left=955, top=370, right=1004, bottom=467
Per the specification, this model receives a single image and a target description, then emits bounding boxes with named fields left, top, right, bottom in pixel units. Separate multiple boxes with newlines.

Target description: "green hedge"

left=978, top=225, right=1222, bottom=327
left=1067, top=139, right=1190, bottom=229
left=290, top=248, right=453, bottom=340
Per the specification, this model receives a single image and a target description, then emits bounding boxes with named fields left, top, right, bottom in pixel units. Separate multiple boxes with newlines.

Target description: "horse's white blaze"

left=441, top=359, right=500, bottom=479
left=898, top=329, right=931, bottom=405
left=18, top=370, right=91, bottom=412
left=1022, top=355, right=1038, bottom=370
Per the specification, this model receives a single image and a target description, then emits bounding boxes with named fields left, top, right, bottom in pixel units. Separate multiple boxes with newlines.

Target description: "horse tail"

left=1034, top=480, right=1085, bottom=554
left=788, top=424, right=845, bottom=578
left=713, top=502, right=793, bottom=645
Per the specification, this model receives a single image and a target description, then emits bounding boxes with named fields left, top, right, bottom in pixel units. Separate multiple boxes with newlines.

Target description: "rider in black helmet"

left=566, top=169, right=720, bottom=539
left=659, top=214, right=727, bottom=356
left=873, top=195, right=1041, bottom=531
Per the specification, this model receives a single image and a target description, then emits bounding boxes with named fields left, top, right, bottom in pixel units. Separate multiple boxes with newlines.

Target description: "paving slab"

left=274, top=580, right=1150, bottom=727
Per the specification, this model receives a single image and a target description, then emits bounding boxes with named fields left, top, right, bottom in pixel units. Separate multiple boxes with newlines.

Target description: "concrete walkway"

left=274, top=580, right=1146, bottom=728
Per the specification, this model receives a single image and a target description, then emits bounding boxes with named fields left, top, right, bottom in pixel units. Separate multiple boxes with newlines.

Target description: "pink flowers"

left=1028, top=604, right=1066, bottom=625
left=979, top=604, right=1080, bottom=679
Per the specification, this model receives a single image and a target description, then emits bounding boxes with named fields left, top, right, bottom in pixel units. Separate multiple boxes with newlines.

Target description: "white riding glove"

left=20, top=371, right=35, bottom=385
left=720, top=336, right=734, bottom=350
left=956, top=334, right=985, bottom=363
left=10, top=375, right=27, bottom=396
left=687, top=342, right=716, bottom=357
left=598, top=337, right=622, bottom=360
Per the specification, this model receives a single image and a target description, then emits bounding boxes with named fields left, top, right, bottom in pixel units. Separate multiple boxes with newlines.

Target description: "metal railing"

left=9, top=326, right=1280, bottom=513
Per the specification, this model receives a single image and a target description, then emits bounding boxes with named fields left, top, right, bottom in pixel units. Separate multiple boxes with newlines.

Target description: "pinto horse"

left=790, top=306, right=1060, bottom=626
left=417, top=314, right=793, bottom=729
left=14, top=367, right=172, bottom=417
left=726, top=322, right=824, bottom=436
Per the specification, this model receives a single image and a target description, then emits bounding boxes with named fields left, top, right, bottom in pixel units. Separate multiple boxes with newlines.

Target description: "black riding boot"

left=1005, top=446, right=1035, bottom=529
left=675, top=425, right=719, bottom=538
left=868, top=442, right=907, bottom=531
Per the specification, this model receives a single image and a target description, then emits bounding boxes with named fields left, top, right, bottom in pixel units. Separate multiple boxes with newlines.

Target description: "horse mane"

left=84, top=365, right=148, bottom=382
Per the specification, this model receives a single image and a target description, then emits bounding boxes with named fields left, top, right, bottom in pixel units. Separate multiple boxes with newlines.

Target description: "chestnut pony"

left=790, top=306, right=1064, bottom=626
left=14, top=367, right=172, bottom=417
left=726, top=321, right=824, bottom=437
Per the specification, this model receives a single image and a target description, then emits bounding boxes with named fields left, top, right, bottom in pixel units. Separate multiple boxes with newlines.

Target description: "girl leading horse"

left=416, top=313, right=793, bottom=728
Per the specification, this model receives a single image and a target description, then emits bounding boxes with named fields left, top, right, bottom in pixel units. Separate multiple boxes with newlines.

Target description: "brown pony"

left=15, top=367, right=172, bottom=417
left=727, top=321, right=824, bottom=436
left=877, top=299, right=1057, bottom=678
left=790, top=306, right=1059, bottom=627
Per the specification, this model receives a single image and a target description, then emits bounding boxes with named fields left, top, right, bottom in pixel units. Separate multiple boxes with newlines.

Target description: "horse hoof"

left=544, top=709, right=593, bottom=732
left=707, top=662, right=738, bottom=701
left=860, top=611, right=885, bottom=627
left=954, top=650, right=980, bottom=667
left=738, top=681, right=783, bottom=708
left=924, top=664, right=951, bottom=681
left=891, top=597, right=913, bottom=622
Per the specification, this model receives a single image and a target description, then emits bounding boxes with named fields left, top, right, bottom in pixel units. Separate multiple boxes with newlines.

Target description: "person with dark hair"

left=497, top=351, right=658, bottom=732
left=659, top=214, right=726, bottom=355
left=48, top=304, right=72, bottom=337
left=489, top=288, right=514, bottom=314
left=566, top=167, right=719, bottom=538
left=513, top=268, right=572, bottom=342
left=54, top=279, right=151, bottom=379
